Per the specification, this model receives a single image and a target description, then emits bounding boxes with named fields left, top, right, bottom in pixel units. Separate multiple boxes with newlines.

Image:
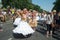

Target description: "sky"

left=32, top=0, right=56, bottom=12
left=0, top=0, right=1, bottom=3
left=0, top=0, right=55, bottom=12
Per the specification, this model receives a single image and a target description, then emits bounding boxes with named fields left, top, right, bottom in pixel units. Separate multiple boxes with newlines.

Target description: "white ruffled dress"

left=13, top=20, right=35, bottom=35
left=13, top=17, right=21, bottom=25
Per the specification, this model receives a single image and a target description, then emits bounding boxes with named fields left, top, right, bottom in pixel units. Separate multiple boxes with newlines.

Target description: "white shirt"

left=40, top=14, right=47, bottom=21
left=2, top=11, right=6, bottom=15
left=46, top=14, right=53, bottom=24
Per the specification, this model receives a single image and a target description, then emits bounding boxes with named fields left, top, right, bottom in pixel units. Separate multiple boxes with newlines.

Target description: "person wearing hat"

left=56, top=12, right=60, bottom=29
left=52, top=10, right=58, bottom=34
left=58, top=12, right=60, bottom=28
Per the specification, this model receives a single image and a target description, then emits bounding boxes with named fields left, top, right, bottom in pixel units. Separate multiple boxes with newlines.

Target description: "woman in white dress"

left=13, top=10, right=35, bottom=38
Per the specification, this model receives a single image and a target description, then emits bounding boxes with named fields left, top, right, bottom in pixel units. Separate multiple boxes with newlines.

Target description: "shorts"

left=47, top=24, right=52, bottom=31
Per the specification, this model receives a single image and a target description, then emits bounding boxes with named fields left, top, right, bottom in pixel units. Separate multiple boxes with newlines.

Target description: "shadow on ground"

left=36, top=27, right=46, bottom=35
left=36, top=24, right=60, bottom=40
left=12, top=33, right=32, bottom=39
left=52, top=28, right=60, bottom=40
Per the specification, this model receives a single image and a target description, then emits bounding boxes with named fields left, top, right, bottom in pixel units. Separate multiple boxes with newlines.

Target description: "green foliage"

left=2, top=0, right=43, bottom=12
left=33, top=5, right=43, bottom=12
left=52, top=0, right=60, bottom=12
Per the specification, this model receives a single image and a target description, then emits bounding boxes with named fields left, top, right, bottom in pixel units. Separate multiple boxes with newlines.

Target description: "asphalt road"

left=0, top=20, right=60, bottom=40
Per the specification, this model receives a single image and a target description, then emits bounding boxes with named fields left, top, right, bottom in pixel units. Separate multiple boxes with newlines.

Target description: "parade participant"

left=56, top=12, right=60, bottom=29
left=23, top=8, right=28, bottom=15
left=41, top=11, right=47, bottom=21
left=52, top=10, right=57, bottom=34
left=36, top=11, right=40, bottom=21
left=27, top=10, right=32, bottom=23
left=38, top=13, right=41, bottom=20
left=58, top=12, right=60, bottom=28
left=11, top=8, right=16, bottom=16
left=46, top=12, right=53, bottom=38
left=13, top=9, right=21, bottom=27
left=0, top=10, right=4, bottom=22
left=13, top=10, right=35, bottom=38
left=39, top=11, right=47, bottom=27
left=23, top=8, right=29, bottom=22
left=29, top=10, right=37, bottom=30
left=12, top=9, right=17, bottom=22
left=2, top=9, right=7, bottom=22
left=0, top=10, right=4, bottom=31
left=6, top=6, right=12, bottom=21
left=7, top=6, right=11, bottom=16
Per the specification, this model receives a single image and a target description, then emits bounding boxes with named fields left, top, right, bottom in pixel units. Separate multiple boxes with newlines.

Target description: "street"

left=0, top=20, right=59, bottom=40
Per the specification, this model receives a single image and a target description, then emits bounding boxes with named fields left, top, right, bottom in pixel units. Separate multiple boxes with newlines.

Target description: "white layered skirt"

left=13, top=21, right=35, bottom=36
left=13, top=18, right=21, bottom=25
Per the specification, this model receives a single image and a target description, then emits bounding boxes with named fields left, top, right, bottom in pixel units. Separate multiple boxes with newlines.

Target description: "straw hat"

left=53, top=10, right=56, bottom=12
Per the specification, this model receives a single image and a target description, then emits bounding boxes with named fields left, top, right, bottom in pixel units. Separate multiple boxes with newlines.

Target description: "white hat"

left=53, top=10, right=56, bottom=12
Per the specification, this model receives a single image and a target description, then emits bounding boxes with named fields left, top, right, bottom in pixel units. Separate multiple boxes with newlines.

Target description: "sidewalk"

left=36, top=24, right=60, bottom=40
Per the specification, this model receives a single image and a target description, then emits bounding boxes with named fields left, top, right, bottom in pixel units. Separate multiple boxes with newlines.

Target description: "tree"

left=2, top=0, right=30, bottom=8
left=2, top=0, right=43, bottom=12
left=33, top=5, right=43, bottom=12
left=52, top=0, right=60, bottom=12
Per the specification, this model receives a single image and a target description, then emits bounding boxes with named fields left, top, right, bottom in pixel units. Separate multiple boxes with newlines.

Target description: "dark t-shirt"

left=54, top=14, right=60, bottom=24
left=54, top=14, right=59, bottom=20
